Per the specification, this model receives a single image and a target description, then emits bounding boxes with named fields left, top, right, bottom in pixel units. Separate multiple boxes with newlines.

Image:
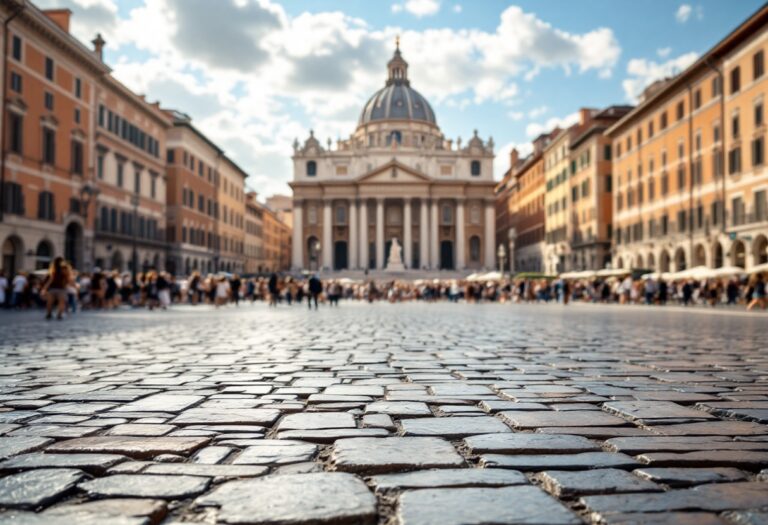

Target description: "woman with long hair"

left=41, top=256, right=71, bottom=320
left=747, top=272, right=766, bottom=311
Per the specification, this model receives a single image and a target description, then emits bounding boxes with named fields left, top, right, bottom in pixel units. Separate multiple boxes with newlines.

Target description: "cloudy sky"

left=37, top=0, right=764, bottom=197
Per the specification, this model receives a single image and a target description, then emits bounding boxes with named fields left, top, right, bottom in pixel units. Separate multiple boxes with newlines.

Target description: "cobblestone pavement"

left=0, top=303, right=767, bottom=525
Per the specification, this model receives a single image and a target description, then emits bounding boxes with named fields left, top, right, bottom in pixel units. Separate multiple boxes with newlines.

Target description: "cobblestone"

left=0, top=303, right=766, bottom=523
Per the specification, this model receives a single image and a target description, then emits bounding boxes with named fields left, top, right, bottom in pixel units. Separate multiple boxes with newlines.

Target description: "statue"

left=386, top=237, right=405, bottom=271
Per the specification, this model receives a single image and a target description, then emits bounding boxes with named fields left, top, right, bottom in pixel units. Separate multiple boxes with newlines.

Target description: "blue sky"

left=38, top=0, right=765, bottom=196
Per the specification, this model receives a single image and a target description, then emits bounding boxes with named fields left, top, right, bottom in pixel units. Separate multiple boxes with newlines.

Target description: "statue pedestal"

left=385, top=260, right=405, bottom=272
left=385, top=237, right=405, bottom=272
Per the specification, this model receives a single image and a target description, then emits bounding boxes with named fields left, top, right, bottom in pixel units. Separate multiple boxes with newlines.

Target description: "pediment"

left=357, top=160, right=431, bottom=184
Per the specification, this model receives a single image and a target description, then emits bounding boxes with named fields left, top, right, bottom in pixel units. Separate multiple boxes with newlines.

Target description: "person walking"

left=747, top=272, right=766, bottom=311
left=268, top=272, right=279, bottom=307
left=230, top=274, right=242, bottom=306
left=308, top=274, right=322, bottom=310
left=0, top=270, right=7, bottom=308
left=41, top=257, right=70, bottom=320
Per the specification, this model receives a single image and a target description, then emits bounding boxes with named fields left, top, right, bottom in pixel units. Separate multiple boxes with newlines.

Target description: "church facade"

left=290, top=44, right=496, bottom=273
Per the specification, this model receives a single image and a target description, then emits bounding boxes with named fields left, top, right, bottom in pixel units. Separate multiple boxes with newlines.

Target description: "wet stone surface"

left=0, top=303, right=766, bottom=523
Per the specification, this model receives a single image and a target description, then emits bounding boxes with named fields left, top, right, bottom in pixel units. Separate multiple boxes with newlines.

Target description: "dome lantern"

left=387, top=35, right=409, bottom=86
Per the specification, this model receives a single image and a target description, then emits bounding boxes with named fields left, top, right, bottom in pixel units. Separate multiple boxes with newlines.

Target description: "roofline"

left=102, top=76, right=172, bottom=128
left=165, top=113, right=224, bottom=155
left=606, top=3, right=768, bottom=136
left=7, top=1, right=111, bottom=75
left=221, top=154, right=249, bottom=180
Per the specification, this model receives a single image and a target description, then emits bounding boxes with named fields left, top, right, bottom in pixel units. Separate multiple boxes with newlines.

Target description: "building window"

left=74, top=77, right=81, bottom=98
left=96, top=154, right=104, bottom=180
left=677, top=166, right=686, bottom=192
left=712, top=76, right=722, bottom=97
left=471, top=160, right=481, bottom=176
left=647, top=121, right=654, bottom=138
left=167, top=149, right=175, bottom=163
left=728, top=147, right=742, bottom=174
left=8, top=112, right=22, bottom=154
left=10, top=72, right=21, bottom=93
left=731, top=66, right=741, bottom=94
left=134, top=171, right=141, bottom=194
left=45, top=57, right=54, bottom=81
left=693, top=89, right=701, bottom=110
left=117, top=162, right=124, bottom=187
left=2, top=182, right=24, bottom=215
left=752, top=137, right=765, bottom=167
left=37, top=191, right=55, bottom=221
left=71, top=140, right=83, bottom=175
left=150, top=174, right=157, bottom=199
left=441, top=204, right=453, bottom=225
left=660, top=111, right=668, bottom=129
left=755, top=101, right=764, bottom=127
left=754, top=50, right=765, bottom=80
left=306, top=160, right=317, bottom=176
left=732, top=113, right=740, bottom=138
left=386, top=130, right=402, bottom=145
left=713, top=149, right=724, bottom=178
left=469, top=236, right=481, bottom=262
left=678, top=210, right=687, bottom=232
left=42, top=128, right=55, bottom=165
left=755, top=190, right=767, bottom=221
left=44, top=92, right=54, bottom=110
left=605, top=174, right=612, bottom=192
left=74, top=108, right=80, bottom=124
left=603, top=144, right=612, bottom=160
left=335, top=205, right=346, bottom=225
left=732, top=197, right=745, bottom=225
left=11, top=35, right=21, bottom=61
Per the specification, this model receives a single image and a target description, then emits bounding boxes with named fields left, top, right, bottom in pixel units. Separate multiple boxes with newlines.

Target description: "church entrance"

left=334, top=241, right=348, bottom=270
left=440, top=240, right=454, bottom=270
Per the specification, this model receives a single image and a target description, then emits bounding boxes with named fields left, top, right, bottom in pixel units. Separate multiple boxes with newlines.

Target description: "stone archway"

left=2, top=235, right=24, bottom=277
left=647, top=252, right=656, bottom=270
left=334, top=241, right=348, bottom=271
left=440, top=240, right=454, bottom=270
left=64, top=222, right=84, bottom=270
left=674, top=247, right=687, bottom=272
left=693, top=244, right=706, bottom=267
left=731, top=240, right=746, bottom=268
left=753, top=235, right=768, bottom=266
left=713, top=242, right=724, bottom=268
left=636, top=254, right=644, bottom=268
left=659, top=250, right=671, bottom=272
left=35, top=240, right=54, bottom=270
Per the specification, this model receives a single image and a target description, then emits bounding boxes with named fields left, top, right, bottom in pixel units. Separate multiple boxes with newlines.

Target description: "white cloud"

left=508, top=111, right=524, bottom=121
left=527, top=105, right=548, bottom=119
left=526, top=111, right=579, bottom=138
left=53, top=0, right=623, bottom=195
left=495, top=141, right=534, bottom=180
left=391, top=4, right=403, bottom=13
left=676, top=4, right=692, bottom=23
left=403, top=0, right=441, bottom=17
left=622, top=51, right=699, bottom=102
left=657, top=47, right=672, bottom=58
left=453, top=4, right=462, bottom=13
left=675, top=4, right=701, bottom=23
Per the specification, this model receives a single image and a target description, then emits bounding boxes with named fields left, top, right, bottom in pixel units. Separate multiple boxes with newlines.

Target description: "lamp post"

left=507, top=227, right=517, bottom=276
left=497, top=243, right=506, bottom=274
left=130, top=194, right=139, bottom=284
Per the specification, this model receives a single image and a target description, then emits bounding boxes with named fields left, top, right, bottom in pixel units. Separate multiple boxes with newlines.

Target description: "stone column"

left=359, top=200, right=368, bottom=270
left=322, top=199, right=333, bottom=270
left=292, top=200, right=303, bottom=270
left=403, top=198, right=412, bottom=269
left=419, top=199, right=429, bottom=270
left=376, top=198, right=385, bottom=270
left=349, top=199, right=358, bottom=270
left=484, top=201, right=495, bottom=270
left=430, top=199, right=439, bottom=269
left=455, top=199, right=465, bottom=270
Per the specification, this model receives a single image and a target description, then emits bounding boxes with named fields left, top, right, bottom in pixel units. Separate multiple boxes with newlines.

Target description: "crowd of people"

left=0, top=262, right=765, bottom=318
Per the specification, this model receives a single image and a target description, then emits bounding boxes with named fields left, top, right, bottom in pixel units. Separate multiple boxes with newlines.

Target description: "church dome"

left=358, top=41, right=437, bottom=127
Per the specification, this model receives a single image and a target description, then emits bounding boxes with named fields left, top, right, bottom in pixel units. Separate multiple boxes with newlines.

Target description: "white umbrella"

left=479, top=271, right=503, bottom=281
left=708, top=266, right=747, bottom=278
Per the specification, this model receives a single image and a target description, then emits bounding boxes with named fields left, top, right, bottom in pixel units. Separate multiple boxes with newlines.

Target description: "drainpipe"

left=0, top=0, right=26, bottom=223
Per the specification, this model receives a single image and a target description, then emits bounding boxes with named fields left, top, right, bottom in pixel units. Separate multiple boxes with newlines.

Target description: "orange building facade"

left=1, top=5, right=107, bottom=275
left=93, top=68, right=172, bottom=273
left=609, top=6, right=768, bottom=272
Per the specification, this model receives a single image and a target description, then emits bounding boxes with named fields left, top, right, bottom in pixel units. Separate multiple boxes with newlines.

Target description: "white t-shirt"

left=216, top=281, right=230, bottom=299
left=12, top=275, right=27, bottom=293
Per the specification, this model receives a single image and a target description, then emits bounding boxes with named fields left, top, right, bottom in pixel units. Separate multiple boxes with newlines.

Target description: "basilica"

left=290, top=43, right=496, bottom=273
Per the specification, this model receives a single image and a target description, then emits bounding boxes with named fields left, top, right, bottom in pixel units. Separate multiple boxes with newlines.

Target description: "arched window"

left=306, top=160, right=317, bottom=176
left=469, top=236, right=481, bottom=262
left=386, top=131, right=402, bottom=146
left=471, top=160, right=481, bottom=176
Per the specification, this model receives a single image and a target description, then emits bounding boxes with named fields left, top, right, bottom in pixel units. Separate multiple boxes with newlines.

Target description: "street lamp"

left=497, top=243, right=506, bottom=274
left=507, top=227, right=517, bottom=276
left=80, top=183, right=99, bottom=271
